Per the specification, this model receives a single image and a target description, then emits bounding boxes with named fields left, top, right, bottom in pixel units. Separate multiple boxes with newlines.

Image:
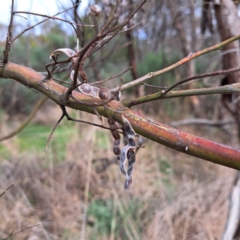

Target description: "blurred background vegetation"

left=0, top=0, right=240, bottom=239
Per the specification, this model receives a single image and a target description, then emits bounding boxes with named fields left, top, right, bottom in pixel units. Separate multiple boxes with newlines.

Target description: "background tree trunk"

left=214, top=0, right=240, bottom=140
left=214, top=0, right=240, bottom=84
left=126, top=0, right=140, bottom=97
left=214, top=1, right=240, bottom=239
left=168, top=0, right=199, bottom=114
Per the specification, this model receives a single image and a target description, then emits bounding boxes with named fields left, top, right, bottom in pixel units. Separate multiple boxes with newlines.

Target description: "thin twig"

left=87, top=38, right=130, bottom=65
left=124, top=83, right=240, bottom=107
left=45, top=105, right=112, bottom=152
left=12, top=3, right=80, bottom=43
left=91, top=0, right=146, bottom=55
left=62, top=0, right=146, bottom=103
left=99, top=11, right=119, bottom=34
left=143, top=66, right=240, bottom=90
left=45, top=107, right=65, bottom=153
left=0, top=182, right=14, bottom=197
left=170, top=118, right=234, bottom=128
left=3, top=0, right=14, bottom=63
left=119, top=34, right=240, bottom=91
left=0, top=96, right=48, bottom=141
left=85, top=0, right=146, bottom=62
left=143, top=83, right=168, bottom=89
left=160, top=66, right=240, bottom=98
left=118, top=14, right=147, bottom=34
left=66, top=37, right=102, bottom=101
left=2, top=223, right=40, bottom=240
left=13, top=11, right=94, bottom=27
left=90, top=67, right=131, bottom=85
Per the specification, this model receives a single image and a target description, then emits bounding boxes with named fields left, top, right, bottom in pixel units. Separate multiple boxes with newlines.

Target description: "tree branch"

left=124, top=83, right=240, bottom=107
left=13, top=11, right=94, bottom=27
left=170, top=118, right=234, bottom=128
left=3, top=0, right=14, bottom=63
left=159, top=66, right=240, bottom=97
left=0, top=96, right=48, bottom=141
left=1, top=61, right=240, bottom=169
left=12, top=3, right=81, bottom=43
left=119, top=34, right=240, bottom=91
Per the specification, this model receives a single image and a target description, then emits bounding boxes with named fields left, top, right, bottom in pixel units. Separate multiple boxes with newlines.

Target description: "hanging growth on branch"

left=1, top=0, right=240, bottom=189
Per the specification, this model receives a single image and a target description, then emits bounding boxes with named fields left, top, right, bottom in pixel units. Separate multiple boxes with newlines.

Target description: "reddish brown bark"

left=1, top=61, right=240, bottom=168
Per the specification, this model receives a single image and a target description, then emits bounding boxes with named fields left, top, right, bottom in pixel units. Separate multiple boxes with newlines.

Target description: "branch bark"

left=1, top=61, right=240, bottom=169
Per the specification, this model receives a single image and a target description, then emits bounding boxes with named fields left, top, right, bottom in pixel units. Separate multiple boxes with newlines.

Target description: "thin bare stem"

left=143, top=83, right=168, bottom=89
left=119, top=34, right=240, bottom=91
left=92, top=0, right=146, bottom=54
left=14, top=11, right=94, bottom=27
left=99, top=11, right=119, bottom=34
left=3, top=0, right=14, bottom=63
left=119, top=15, right=147, bottom=34
left=124, top=83, right=240, bottom=107
left=12, top=3, right=80, bottom=43
left=144, top=66, right=240, bottom=90
left=66, top=36, right=103, bottom=101
left=67, top=1, right=146, bottom=101
left=160, top=66, right=240, bottom=97
left=2, top=223, right=40, bottom=240
left=0, top=182, right=14, bottom=197
left=0, top=96, right=48, bottom=141
left=88, top=0, right=146, bottom=58
left=170, top=118, right=234, bottom=128
left=90, top=67, right=131, bottom=85
left=45, top=104, right=112, bottom=152
left=45, top=107, right=65, bottom=153
left=87, top=37, right=129, bottom=63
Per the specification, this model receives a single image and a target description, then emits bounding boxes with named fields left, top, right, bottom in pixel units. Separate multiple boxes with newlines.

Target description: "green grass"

left=0, top=143, right=11, bottom=160
left=87, top=198, right=143, bottom=240
left=88, top=199, right=113, bottom=237
left=158, top=159, right=175, bottom=197
left=16, top=122, right=77, bottom=163
left=17, top=124, right=52, bottom=152
left=95, top=130, right=110, bottom=150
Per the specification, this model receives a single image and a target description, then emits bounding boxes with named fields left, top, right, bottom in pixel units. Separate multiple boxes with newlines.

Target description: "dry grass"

left=0, top=107, right=238, bottom=240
